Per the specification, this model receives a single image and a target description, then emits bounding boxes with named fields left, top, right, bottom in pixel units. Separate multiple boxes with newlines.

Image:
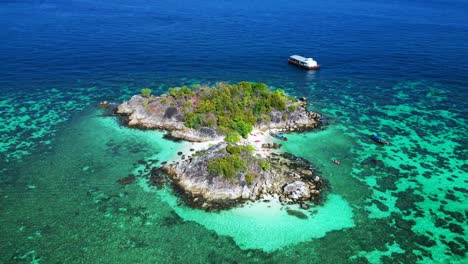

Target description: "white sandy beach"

left=241, top=129, right=277, bottom=157
left=174, top=129, right=280, bottom=161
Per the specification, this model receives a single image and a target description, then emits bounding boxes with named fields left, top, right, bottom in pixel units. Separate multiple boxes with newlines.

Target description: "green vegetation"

left=207, top=154, right=247, bottom=180
left=288, top=105, right=296, bottom=112
left=183, top=112, right=202, bottom=129
left=226, top=144, right=255, bottom=155
left=192, top=149, right=207, bottom=157
left=259, top=160, right=270, bottom=171
left=245, top=173, right=255, bottom=184
left=175, top=82, right=293, bottom=138
left=225, top=131, right=241, bottom=143
left=169, top=86, right=195, bottom=99
left=207, top=144, right=255, bottom=181
left=160, top=98, right=167, bottom=104
left=142, top=100, right=149, bottom=108
left=141, top=88, right=152, bottom=97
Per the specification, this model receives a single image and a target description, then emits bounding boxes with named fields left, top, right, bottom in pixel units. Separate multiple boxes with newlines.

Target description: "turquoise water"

left=1, top=80, right=466, bottom=263
left=1, top=0, right=468, bottom=263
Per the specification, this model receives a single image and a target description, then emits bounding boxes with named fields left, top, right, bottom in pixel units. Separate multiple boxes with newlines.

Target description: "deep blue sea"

left=1, top=0, right=467, bottom=263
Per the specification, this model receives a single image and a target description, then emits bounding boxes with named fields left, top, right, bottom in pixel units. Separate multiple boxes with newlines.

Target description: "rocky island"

left=117, top=82, right=326, bottom=210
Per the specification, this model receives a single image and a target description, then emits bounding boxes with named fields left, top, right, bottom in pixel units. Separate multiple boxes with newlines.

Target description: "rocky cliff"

left=158, top=142, right=325, bottom=210
left=116, top=94, right=322, bottom=141
left=117, top=95, right=222, bottom=142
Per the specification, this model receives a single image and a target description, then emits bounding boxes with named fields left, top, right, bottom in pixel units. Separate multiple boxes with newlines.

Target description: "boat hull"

left=288, top=59, right=320, bottom=70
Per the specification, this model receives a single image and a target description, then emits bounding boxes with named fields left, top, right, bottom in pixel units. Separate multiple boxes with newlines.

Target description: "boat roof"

left=290, top=55, right=314, bottom=62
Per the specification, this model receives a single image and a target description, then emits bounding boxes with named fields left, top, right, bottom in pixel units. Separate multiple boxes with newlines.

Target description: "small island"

left=117, top=82, right=326, bottom=210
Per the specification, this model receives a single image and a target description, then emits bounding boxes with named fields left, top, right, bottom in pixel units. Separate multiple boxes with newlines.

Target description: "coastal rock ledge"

left=157, top=142, right=325, bottom=210
left=116, top=93, right=322, bottom=142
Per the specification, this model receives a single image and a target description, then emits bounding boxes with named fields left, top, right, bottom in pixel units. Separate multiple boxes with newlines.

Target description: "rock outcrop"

left=158, top=142, right=325, bottom=210
left=116, top=95, right=322, bottom=141
left=256, top=100, right=323, bottom=132
left=117, top=95, right=221, bottom=142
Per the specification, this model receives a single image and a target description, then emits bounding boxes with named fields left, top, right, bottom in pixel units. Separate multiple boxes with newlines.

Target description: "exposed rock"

left=261, top=142, right=282, bottom=149
left=116, top=94, right=322, bottom=141
left=161, top=142, right=325, bottom=210
left=283, top=181, right=311, bottom=201
left=116, top=95, right=222, bottom=142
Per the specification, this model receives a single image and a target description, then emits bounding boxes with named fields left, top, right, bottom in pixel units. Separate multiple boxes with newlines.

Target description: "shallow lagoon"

left=1, top=79, right=466, bottom=263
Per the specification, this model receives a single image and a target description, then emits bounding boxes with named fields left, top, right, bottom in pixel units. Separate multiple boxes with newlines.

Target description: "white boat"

left=288, top=55, right=320, bottom=70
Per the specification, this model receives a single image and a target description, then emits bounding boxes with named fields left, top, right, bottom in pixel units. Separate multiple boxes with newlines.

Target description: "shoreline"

left=172, top=128, right=280, bottom=164
left=115, top=83, right=326, bottom=211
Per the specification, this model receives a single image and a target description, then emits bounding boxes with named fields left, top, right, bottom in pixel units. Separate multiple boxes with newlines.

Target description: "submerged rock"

left=361, top=157, right=384, bottom=167
left=286, top=209, right=308, bottom=219
left=117, top=174, right=136, bottom=185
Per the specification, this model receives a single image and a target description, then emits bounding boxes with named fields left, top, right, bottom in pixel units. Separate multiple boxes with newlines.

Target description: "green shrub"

left=260, top=160, right=270, bottom=170
left=183, top=101, right=192, bottom=112
left=184, top=113, right=202, bottom=129
left=252, top=82, right=268, bottom=94
left=233, top=120, right=253, bottom=138
left=288, top=105, right=296, bottom=112
left=245, top=173, right=255, bottom=184
left=176, top=81, right=294, bottom=134
left=282, top=114, right=288, bottom=121
left=207, top=154, right=247, bottom=180
left=269, top=93, right=286, bottom=111
left=169, top=86, right=194, bottom=99
left=238, top=81, right=252, bottom=95
left=192, top=149, right=206, bottom=157
left=141, top=88, right=152, bottom=97
left=142, top=100, right=149, bottom=108
left=225, top=131, right=241, bottom=143
left=161, top=98, right=167, bottom=104
left=226, top=144, right=255, bottom=155
left=275, top=89, right=286, bottom=96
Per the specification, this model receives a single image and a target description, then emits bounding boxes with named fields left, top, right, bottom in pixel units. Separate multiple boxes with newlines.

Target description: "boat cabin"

left=288, top=55, right=320, bottom=70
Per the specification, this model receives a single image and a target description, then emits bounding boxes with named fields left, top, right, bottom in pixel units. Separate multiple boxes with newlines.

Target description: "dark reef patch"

left=372, top=199, right=389, bottom=212
left=414, top=234, right=436, bottom=247
left=394, top=217, right=415, bottom=230
left=160, top=211, right=185, bottom=227
left=453, top=187, right=468, bottom=194
left=447, top=223, right=464, bottom=235
left=375, top=176, right=398, bottom=191
left=117, top=174, right=136, bottom=185
left=393, top=189, right=424, bottom=214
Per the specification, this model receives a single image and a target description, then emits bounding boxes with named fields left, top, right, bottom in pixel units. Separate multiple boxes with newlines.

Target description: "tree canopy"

left=173, top=82, right=294, bottom=138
